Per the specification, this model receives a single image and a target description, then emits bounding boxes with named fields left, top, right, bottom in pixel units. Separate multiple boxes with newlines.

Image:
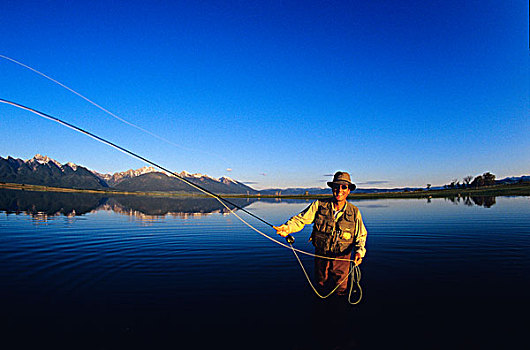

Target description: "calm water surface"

left=1, top=190, right=528, bottom=349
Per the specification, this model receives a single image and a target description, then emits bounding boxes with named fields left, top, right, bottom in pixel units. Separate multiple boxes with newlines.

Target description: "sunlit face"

left=332, top=184, right=350, bottom=202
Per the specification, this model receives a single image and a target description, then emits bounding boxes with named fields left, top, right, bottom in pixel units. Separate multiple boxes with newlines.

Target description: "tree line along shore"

left=1, top=181, right=529, bottom=200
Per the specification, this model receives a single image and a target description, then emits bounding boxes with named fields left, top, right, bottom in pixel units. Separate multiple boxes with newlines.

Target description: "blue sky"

left=1, top=0, right=528, bottom=189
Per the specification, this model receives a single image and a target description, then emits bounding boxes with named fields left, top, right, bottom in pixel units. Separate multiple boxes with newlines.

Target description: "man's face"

left=332, top=184, right=350, bottom=202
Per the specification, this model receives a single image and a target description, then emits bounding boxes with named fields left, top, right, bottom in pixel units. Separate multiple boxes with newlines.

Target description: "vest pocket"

left=311, top=231, right=331, bottom=252
left=312, top=230, right=353, bottom=255
left=330, top=229, right=354, bottom=254
left=332, top=239, right=353, bottom=254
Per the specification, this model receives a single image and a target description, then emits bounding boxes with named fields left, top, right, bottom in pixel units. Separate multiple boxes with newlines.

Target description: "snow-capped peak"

left=65, top=162, right=78, bottom=171
left=29, top=154, right=62, bottom=168
left=219, top=176, right=237, bottom=184
left=179, top=171, right=208, bottom=179
left=135, top=166, right=159, bottom=176
left=179, top=172, right=238, bottom=183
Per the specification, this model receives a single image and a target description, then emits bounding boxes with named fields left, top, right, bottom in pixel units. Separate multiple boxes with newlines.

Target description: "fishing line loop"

left=288, top=242, right=362, bottom=304
left=0, top=98, right=357, bottom=264
left=1, top=98, right=362, bottom=300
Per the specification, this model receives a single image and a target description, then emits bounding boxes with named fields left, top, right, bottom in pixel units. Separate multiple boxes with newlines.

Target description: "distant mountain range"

left=0, top=155, right=256, bottom=194
left=496, top=176, right=530, bottom=184
left=1, top=155, right=528, bottom=195
left=259, top=186, right=430, bottom=195
left=0, top=154, right=108, bottom=190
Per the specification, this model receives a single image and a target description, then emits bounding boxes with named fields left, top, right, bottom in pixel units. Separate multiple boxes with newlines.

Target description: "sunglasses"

left=332, top=184, right=349, bottom=191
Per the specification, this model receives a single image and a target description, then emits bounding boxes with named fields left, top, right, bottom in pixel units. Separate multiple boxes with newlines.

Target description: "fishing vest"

left=311, top=199, right=359, bottom=255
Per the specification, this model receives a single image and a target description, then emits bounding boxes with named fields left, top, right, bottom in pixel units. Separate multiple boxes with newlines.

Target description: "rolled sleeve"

left=354, top=210, right=368, bottom=258
left=284, top=200, right=320, bottom=234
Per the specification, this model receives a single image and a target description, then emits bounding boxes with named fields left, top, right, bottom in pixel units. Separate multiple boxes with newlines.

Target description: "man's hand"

left=273, top=225, right=290, bottom=237
left=353, top=252, right=363, bottom=266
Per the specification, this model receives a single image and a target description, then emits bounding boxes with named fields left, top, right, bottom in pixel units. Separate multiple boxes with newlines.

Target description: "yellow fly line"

left=1, top=97, right=362, bottom=304
left=0, top=98, right=357, bottom=263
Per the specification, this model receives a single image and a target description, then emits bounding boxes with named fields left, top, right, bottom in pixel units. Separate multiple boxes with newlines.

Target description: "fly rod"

left=0, top=98, right=275, bottom=228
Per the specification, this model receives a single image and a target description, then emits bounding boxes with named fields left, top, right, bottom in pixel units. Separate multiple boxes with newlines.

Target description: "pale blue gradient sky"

left=1, top=1, right=528, bottom=189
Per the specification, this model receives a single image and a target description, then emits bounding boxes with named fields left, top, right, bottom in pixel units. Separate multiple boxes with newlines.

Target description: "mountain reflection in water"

left=0, top=189, right=257, bottom=220
left=0, top=189, right=499, bottom=221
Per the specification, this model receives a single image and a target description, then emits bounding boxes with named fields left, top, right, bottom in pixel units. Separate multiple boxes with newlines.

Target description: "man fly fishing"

left=274, top=171, right=367, bottom=296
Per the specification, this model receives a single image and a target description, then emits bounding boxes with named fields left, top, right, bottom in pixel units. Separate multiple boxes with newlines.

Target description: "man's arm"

left=353, top=210, right=368, bottom=265
left=274, top=200, right=320, bottom=237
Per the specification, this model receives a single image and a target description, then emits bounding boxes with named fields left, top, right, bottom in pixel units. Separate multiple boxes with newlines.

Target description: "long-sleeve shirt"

left=283, top=200, right=368, bottom=257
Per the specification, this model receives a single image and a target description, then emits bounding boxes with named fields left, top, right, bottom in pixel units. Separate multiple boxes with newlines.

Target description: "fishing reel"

left=285, top=234, right=295, bottom=245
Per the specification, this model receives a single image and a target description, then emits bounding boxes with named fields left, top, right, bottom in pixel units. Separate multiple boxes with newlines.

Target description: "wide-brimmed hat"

left=327, top=171, right=356, bottom=190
